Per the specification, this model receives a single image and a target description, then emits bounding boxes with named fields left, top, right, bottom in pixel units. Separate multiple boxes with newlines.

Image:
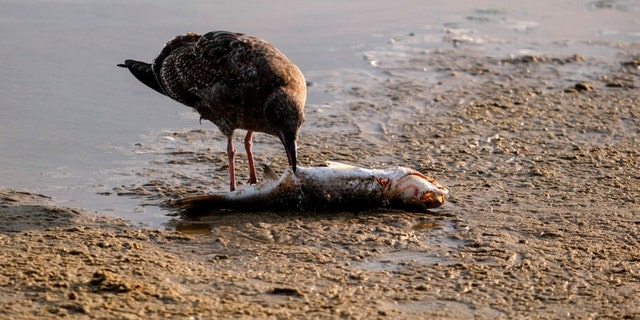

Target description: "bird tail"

left=117, top=59, right=165, bottom=95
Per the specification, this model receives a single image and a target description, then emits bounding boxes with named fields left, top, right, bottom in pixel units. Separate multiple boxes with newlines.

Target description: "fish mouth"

left=420, top=190, right=447, bottom=208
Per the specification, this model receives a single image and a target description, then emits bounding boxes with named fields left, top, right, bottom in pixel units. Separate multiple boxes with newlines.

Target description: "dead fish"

left=170, top=162, right=448, bottom=215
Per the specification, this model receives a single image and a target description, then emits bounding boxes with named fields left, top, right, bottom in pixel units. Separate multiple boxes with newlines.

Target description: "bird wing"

left=153, top=31, right=284, bottom=108
left=197, top=31, right=287, bottom=91
left=151, top=31, right=295, bottom=134
left=152, top=32, right=204, bottom=106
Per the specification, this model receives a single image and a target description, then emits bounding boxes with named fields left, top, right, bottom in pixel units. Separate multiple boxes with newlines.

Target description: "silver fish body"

left=172, top=162, right=448, bottom=215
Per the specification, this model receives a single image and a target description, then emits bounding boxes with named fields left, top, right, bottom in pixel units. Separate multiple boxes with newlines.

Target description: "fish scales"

left=295, top=167, right=398, bottom=210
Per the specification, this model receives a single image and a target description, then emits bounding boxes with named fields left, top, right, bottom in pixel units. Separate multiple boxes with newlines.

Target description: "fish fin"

left=325, top=161, right=359, bottom=169
left=261, top=164, right=279, bottom=181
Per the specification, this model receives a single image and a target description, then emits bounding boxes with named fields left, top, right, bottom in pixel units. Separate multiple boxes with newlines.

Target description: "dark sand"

left=1, top=39, right=639, bottom=319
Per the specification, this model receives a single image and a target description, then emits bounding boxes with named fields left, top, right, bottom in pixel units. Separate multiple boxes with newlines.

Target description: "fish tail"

left=168, top=194, right=228, bottom=217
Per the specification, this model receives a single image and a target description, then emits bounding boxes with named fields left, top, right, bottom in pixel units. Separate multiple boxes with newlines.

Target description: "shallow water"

left=0, top=0, right=637, bottom=226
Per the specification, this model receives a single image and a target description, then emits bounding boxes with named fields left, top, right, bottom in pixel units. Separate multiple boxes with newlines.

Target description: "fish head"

left=388, top=171, right=449, bottom=210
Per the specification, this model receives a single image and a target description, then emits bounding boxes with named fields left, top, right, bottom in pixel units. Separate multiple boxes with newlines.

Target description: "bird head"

left=266, top=88, right=305, bottom=172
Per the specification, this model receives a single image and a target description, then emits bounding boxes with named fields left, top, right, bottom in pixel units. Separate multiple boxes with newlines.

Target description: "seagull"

left=118, top=31, right=306, bottom=191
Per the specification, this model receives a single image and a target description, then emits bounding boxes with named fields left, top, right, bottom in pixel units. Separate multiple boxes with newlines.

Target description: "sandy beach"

left=2, top=31, right=639, bottom=318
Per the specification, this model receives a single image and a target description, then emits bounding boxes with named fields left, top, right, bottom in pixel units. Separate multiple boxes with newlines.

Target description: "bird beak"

left=279, top=132, right=298, bottom=172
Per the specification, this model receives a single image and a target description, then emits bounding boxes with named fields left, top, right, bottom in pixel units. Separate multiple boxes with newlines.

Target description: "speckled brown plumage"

left=119, top=31, right=306, bottom=191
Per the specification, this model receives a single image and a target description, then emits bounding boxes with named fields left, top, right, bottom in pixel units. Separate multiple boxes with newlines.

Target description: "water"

left=1, top=0, right=638, bottom=226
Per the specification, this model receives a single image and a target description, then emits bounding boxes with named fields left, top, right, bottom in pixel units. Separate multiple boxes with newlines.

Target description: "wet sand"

left=2, top=34, right=639, bottom=318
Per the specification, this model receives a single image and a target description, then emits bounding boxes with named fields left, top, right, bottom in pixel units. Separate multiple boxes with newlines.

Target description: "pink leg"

left=244, top=130, right=257, bottom=184
left=227, top=135, right=237, bottom=191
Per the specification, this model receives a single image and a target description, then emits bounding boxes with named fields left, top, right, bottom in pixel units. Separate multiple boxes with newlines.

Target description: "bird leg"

left=227, top=135, right=237, bottom=191
left=244, top=130, right=257, bottom=185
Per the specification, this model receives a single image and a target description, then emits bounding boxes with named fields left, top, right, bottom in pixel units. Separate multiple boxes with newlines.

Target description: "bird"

left=118, top=31, right=306, bottom=191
